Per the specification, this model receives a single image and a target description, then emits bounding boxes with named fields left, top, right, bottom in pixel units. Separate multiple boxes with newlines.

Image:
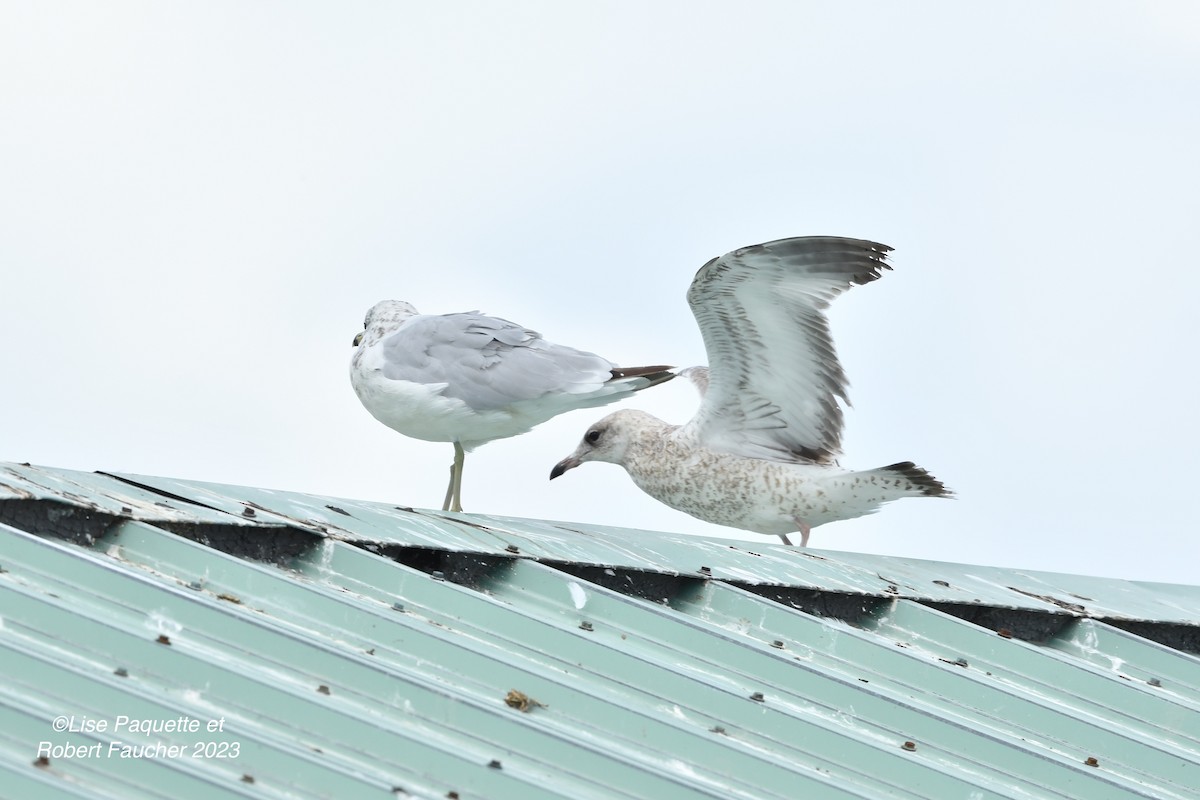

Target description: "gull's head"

left=550, top=409, right=658, bottom=479
left=354, top=300, right=419, bottom=346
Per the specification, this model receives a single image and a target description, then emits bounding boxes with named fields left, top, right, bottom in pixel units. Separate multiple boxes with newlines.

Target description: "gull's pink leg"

left=791, top=517, right=812, bottom=547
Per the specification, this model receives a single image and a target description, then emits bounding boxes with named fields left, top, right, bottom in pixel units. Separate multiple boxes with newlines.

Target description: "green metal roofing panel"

left=13, top=460, right=1173, bottom=644
left=102, top=467, right=1200, bottom=627
left=2, top=462, right=1199, bottom=799
left=0, top=463, right=262, bottom=529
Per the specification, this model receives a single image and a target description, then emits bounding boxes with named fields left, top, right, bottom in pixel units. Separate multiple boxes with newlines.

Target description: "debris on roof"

left=3, top=462, right=1199, bottom=799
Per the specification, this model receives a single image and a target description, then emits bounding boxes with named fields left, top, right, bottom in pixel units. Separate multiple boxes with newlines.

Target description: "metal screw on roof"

left=579, top=621, right=594, bottom=632
left=114, top=667, right=129, bottom=677
left=749, top=692, right=764, bottom=702
left=699, top=566, right=712, bottom=575
left=902, top=741, right=917, bottom=751
left=487, top=759, right=502, bottom=769
left=710, top=725, right=727, bottom=734
left=34, top=756, right=50, bottom=768
left=242, top=507, right=256, bottom=517
left=505, top=544, right=520, bottom=554
left=431, top=571, right=445, bottom=581
left=1084, top=757, right=1099, bottom=767
left=771, top=640, right=785, bottom=649
left=188, top=580, right=202, bottom=590
left=241, top=775, right=256, bottom=784
left=953, top=658, right=969, bottom=668
left=1148, top=677, right=1162, bottom=687
left=391, top=602, right=405, bottom=612
left=317, top=685, right=331, bottom=695
left=120, top=506, right=132, bottom=514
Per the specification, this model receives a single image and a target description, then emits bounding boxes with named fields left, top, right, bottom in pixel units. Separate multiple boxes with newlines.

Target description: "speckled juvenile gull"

left=351, top=300, right=673, bottom=512
left=550, top=236, right=951, bottom=546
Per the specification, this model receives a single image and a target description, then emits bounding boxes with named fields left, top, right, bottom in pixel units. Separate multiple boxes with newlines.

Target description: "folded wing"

left=381, top=313, right=616, bottom=411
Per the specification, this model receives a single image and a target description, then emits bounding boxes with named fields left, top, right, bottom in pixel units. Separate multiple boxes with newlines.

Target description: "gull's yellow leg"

left=448, top=441, right=466, bottom=512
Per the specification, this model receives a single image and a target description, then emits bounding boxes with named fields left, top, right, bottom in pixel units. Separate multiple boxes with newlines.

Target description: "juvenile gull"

left=351, top=300, right=673, bottom=512
left=550, top=237, right=951, bottom=546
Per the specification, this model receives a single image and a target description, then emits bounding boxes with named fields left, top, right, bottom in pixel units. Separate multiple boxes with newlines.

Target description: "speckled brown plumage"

left=551, top=236, right=952, bottom=546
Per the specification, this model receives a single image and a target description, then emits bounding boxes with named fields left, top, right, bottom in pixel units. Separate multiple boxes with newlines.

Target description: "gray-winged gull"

left=549, top=236, right=951, bottom=546
left=351, top=300, right=674, bottom=512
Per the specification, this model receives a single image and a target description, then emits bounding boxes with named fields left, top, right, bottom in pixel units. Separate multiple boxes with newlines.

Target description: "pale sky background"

left=3, top=3, right=1198, bottom=584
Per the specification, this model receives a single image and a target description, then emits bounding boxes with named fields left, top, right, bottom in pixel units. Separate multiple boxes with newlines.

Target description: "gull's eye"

left=585, top=429, right=602, bottom=445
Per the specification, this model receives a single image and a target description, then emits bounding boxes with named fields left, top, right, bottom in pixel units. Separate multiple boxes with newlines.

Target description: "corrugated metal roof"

left=2, top=461, right=1198, bottom=799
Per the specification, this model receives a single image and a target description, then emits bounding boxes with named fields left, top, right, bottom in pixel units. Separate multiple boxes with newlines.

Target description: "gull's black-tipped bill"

left=549, top=456, right=579, bottom=480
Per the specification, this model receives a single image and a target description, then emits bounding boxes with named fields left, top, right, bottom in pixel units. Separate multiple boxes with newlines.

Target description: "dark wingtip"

left=737, top=236, right=894, bottom=286
left=610, top=365, right=676, bottom=388
left=882, top=461, right=954, bottom=498
left=611, top=364, right=674, bottom=378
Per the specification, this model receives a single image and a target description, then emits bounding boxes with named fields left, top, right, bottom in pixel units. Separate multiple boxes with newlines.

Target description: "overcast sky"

left=3, top=3, right=1198, bottom=584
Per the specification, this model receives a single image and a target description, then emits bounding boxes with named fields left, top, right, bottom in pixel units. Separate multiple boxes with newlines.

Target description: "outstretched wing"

left=681, top=236, right=893, bottom=463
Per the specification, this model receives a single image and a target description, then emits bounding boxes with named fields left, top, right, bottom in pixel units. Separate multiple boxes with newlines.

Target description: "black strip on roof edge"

left=0, top=498, right=115, bottom=547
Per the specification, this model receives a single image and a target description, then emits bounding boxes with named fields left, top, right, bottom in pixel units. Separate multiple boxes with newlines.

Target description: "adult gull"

left=351, top=300, right=674, bottom=512
left=549, top=236, right=951, bottom=546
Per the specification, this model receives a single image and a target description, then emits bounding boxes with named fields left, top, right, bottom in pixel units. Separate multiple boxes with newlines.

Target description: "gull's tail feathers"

left=871, top=461, right=955, bottom=499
